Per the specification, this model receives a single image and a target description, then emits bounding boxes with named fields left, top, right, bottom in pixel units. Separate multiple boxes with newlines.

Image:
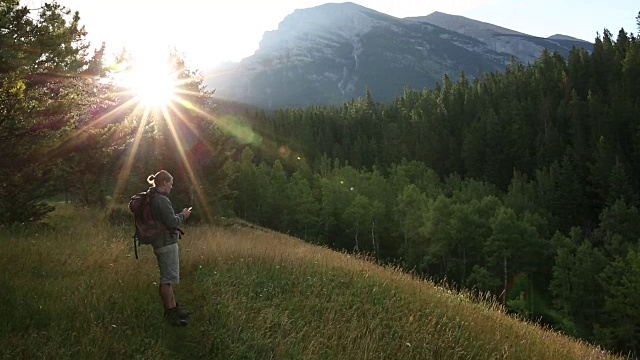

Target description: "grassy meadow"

left=0, top=205, right=620, bottom=359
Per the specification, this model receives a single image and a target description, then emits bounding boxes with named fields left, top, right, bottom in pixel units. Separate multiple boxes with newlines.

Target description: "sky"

left=23, top=0, right=639, bottom=70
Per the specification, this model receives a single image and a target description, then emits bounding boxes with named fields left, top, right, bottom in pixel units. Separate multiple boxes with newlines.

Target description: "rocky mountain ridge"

left=206, top=2, right=592, bottom=108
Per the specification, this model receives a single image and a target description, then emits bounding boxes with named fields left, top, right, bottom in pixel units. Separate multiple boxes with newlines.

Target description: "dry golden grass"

left=0, top=205, right=621, bottom=359
left=181, top=225, right=617, bottom=359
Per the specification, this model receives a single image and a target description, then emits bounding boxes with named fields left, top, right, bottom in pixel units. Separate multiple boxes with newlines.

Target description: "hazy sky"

left=23, top=0, right=639, bottom=69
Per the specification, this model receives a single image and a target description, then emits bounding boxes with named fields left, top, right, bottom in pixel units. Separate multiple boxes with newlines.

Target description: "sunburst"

left=121, top=57, right=178, bottom=108
left=107, top=51, right=216, bottom=221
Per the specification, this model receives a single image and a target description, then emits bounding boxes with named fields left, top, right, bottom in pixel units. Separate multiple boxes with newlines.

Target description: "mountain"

left=548, top=34, right=589, bottom=42
left=411, top=12, right=592, bottom=64
left=205, top=2, right=592, bottom=109
left=408, top=11, right=528, bottom=38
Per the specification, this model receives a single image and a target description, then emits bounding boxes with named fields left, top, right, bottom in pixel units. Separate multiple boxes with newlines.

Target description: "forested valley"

left=2, top=1, right=640, bottom=355
left=223, top=20, right=640, bottom=354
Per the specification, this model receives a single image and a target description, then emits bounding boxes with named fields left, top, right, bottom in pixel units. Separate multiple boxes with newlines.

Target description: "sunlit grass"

left=0, top=205, right=619, bottom=359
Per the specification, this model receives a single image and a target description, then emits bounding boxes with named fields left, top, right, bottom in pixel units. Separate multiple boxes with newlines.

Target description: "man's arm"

left=155, top=195, right=185, bottom=229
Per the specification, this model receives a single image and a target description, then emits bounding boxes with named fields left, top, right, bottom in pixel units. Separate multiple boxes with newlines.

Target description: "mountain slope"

left=205, top=3, right=592, bottom=109
left=407, top=11, right=528, bottom=38
left=409, top=12, right=592, bottom=64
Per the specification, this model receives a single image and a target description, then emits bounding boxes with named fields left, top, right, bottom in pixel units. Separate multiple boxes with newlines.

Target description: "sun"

left=116, top=52, right=179, bottom=108
left=128, top=60, right=177, bottom=108
left=131, top=71, right=175, bottom=107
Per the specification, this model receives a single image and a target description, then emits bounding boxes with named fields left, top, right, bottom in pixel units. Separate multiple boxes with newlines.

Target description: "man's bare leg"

left=159, top=283, right=176, bottom=310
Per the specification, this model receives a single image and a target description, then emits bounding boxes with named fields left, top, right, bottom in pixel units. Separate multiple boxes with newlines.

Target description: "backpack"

left=129, top=189, right=166, bottom=258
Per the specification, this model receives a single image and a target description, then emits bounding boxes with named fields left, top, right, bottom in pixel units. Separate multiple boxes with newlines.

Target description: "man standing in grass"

left=142, top=170, right=192, bottom=326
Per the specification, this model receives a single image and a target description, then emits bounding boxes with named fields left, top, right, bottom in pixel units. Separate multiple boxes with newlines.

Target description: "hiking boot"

left=164, top=307, right=188, bottom=327
left=175, top=303, right=191, bottom=319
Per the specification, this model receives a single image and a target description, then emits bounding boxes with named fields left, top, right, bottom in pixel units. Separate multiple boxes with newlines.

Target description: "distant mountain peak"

left=286, top=1, right=393, bottom=23
left=548, top=34, right=589, bottom=42
left=257, top=2, right=395, bottom=57
left=313, top=2, right=376, bottom=12
left=407, top=11, right=592, bottom=64
left=408, top=11, right=527, bottom=38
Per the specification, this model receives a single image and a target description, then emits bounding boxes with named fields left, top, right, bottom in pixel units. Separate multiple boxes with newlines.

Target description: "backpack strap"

left=133, top=234, right=139, bottom=259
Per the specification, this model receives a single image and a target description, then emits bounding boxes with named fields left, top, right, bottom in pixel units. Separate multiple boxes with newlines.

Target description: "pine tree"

left=267, top=160, right=290, bottom=231
left=0, top=1, right=98, bottom=223
left=593, top=199, right=640, bottom=258
left=596, top=247, right=640, bottom=354
left=485, top=206, right=538, bottom=303
left=607, top=158, right=638, bottom=206
left=288, top=171, right=320, bottom=240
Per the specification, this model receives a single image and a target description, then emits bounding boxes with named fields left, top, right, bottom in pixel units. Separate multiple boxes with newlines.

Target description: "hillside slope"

left=0, top=206, right=618, bottom=359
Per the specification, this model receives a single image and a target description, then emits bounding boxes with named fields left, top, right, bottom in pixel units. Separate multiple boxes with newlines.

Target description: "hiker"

left=143, top=170, right=192, bottom=326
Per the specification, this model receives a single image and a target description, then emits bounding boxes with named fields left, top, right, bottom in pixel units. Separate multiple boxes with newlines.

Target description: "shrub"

left=106, top=205, right=131, bottom=227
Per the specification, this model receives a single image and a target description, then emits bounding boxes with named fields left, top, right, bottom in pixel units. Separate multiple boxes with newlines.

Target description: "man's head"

left=147, top=170, right=174, bottom=194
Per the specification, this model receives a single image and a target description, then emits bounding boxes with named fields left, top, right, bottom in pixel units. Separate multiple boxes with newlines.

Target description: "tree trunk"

left=462, top=248, right=466, bottom=286
left=354, top=221, right=359, bottom=252
left=80, top=179, right=89, bottom=205
left=371, top=219, right=376, bottom=258
left=503, top=256, right=508, bottom=304
left=403, top=223, right=407, bottom=247
left=530, top=274, right=534, bottom=316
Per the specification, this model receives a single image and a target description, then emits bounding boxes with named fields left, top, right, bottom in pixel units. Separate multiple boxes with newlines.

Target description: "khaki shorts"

left=154, top=243, right=180, bottom=284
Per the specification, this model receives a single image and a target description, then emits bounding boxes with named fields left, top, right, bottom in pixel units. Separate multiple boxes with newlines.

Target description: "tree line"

left=2, top=1, right=640, bottom=355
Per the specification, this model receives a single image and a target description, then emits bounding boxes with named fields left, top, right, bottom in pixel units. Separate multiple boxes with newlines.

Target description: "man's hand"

left=181, top=208, right=192, bottom=219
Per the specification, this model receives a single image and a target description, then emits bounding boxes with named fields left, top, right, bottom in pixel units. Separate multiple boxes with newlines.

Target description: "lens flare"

left=217, top=115, right=263, bottom=146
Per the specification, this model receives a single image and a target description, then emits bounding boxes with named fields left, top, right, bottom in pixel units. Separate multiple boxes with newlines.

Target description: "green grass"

left=0, top=205, right=619, bottom=359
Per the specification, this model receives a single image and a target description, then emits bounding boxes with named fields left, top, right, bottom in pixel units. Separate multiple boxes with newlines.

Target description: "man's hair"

left=147, top=170, right=173, bottom=187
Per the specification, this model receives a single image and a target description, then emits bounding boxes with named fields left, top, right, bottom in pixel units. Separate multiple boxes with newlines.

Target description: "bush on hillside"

left=106, top=205, right=131, bottom=227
